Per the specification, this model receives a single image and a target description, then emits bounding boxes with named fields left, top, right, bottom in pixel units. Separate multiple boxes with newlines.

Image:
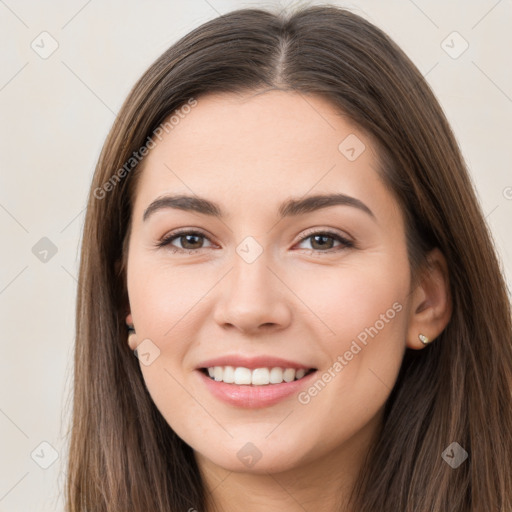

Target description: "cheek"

left=127, top=256, right=214, bottom=339
left=293, top=253, right=409, bottom=349
left=291, top=253, right=410, bottom=421
left=126, top=257, right=215, bottom=444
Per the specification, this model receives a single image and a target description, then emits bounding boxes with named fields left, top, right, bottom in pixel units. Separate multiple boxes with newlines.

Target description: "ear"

left=406, top=248, right=452, bottom=349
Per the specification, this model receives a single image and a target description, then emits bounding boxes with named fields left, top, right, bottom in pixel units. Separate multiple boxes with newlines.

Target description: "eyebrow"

left=142, top=192, right=375, bottom=222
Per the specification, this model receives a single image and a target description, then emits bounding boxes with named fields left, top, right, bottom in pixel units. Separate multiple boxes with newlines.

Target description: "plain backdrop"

left=1, top=0, right=511, bottom=510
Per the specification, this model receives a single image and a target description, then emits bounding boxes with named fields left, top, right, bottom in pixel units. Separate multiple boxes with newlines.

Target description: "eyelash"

left=155, top=228, right=355, bottom=255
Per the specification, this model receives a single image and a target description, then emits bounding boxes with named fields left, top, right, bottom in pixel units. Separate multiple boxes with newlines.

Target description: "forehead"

left=133, top=90, right=387, bottom=214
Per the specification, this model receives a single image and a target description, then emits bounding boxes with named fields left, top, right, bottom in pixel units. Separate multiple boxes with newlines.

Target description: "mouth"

left=200, top=366, right=317, bottom=385
left=195, top=355, right=318, bottom=407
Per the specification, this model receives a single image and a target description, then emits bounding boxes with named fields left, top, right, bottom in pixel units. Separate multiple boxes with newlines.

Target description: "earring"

left=127, top=323, right=137, bottom=350
left=418, top=333, right=430, bottom=345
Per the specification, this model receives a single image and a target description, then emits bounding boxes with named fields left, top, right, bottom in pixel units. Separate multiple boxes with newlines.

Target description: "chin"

left=190, top=432, right=315, bottom=475
left=205, top=449, right=305, bottom=475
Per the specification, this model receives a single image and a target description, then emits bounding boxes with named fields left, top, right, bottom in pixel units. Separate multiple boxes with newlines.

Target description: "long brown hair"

left=66, top=4, right=512, bottom=511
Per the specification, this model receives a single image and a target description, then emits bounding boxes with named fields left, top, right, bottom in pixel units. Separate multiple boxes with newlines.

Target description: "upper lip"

left=196, top=355, right=315, bottom=371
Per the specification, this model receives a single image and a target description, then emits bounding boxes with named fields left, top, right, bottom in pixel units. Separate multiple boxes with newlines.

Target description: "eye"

left=295, top=230, right=354, bottom=253
left=156, top=228, right=354, bottom=254
left=156, top=229, right=213, bottom=253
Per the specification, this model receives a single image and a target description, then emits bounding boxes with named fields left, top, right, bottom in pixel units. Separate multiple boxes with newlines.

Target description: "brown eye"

left=156, top=230, right=213, bottom=252
left=310, top=234, right=336, bottom=250
left=296, top=231, right=354, bottom=253
left=156, top=229, right=353, bottom=255
left=177, top=233, right=205, bottom=250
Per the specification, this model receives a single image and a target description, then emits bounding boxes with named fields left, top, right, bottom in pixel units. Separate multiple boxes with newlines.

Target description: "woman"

left=66, top=5, right=512, bottom=511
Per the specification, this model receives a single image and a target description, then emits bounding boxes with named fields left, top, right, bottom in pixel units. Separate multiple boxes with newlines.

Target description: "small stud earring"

left=127, top=324, right=137, bottom=349
left=418, top=333, right=430, bottom=345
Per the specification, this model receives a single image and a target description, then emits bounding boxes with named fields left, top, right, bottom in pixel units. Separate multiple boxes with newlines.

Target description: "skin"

left=124, top=90, right=451, bottom=512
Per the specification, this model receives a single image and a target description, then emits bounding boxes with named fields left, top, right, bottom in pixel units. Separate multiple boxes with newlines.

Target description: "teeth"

left=269, top=367, right=283, bottom=383
left=295, top=368, right=306, bottom=380
left=223, top=365, right=235, bottom=383
left=213, top=366, right=223, bottom=381
left=234, top=367, right=252, bottom=385
left=252, top=368, right=270, bottom=386
left=205, top=366, right=311, bottom=385
left=283, top=368, right=296, bottom=382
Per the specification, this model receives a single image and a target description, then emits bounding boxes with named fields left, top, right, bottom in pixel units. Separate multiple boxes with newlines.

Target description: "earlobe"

left=125, top=313, right=137, bottom=349
left=406, top=248, right=452, bottom=350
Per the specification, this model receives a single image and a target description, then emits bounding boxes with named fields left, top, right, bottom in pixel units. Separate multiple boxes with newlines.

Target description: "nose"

left=212, top=250, right=292, bottom=335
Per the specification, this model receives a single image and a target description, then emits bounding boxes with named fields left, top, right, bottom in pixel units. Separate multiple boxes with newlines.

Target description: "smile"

left=197, top=366, right=318, bottom=408
left=202, top=366, right=316, bottom=385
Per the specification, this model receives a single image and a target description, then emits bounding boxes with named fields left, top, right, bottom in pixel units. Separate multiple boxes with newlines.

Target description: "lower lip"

left=197, top=370, right=317, bottom=408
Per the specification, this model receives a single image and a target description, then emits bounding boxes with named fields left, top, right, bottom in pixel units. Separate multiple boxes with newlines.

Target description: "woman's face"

left=125, top=90, right=413, bottom=475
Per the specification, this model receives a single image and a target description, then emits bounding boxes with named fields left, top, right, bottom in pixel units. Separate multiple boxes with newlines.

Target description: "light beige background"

left=1, top=0, right=511, bottom=510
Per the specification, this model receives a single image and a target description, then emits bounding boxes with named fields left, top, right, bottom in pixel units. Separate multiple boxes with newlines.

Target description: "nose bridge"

left=229, top=240, right=279, bottom=306
left=233, top=245, right=273, bottom=294
left=213, top=237, right=291, bottom=332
